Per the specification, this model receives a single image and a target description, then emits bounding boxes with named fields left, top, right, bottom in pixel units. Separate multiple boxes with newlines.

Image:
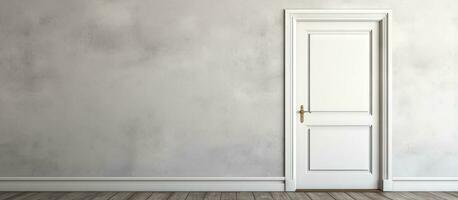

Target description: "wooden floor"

left=1, top=192, right=458, bottom=200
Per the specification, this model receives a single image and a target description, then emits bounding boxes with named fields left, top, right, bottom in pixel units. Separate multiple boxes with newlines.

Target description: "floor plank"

left=400, top=192, right=444, bottom=200
left=187, top=193, right=206, bottom=200
left=346, top=192, right=372, bottom=200
left=362, top=192, right=390, bottom=200
left=147, top=192, right=171, bottom=200
left=110, top=192, right=133, bottom=200
left=305, top=192, right=334, bottom=200
left=236, top=192, right=254, bottom=200
left=129, top=192, right=154, bottom=200
left=23, top=192, right=66, bottom=200
left=57, top=192, right=96, bottom=200
left=286, top=192, right=311, bottom=200
left=10, top=193, right=38, bottom=200
left=253, top=192, right=274, bottom=200
left=169, top=193, right=189, bottom=200
left=329, top=192, right=355, bottom=200
left=379, top=192, right=415, bottom=200
left=90, top=192, right=117, bottom=200
left=431, top=192, right=458, bottom=200
left=0, top=192, right=21, bottom=200
left=204, top=192, right=221, bottom=200
left=271, top=192, right=290, bottom=200
left=221, top=193, right=236, bottom=200
left=449, top=193, right=458, bottom=197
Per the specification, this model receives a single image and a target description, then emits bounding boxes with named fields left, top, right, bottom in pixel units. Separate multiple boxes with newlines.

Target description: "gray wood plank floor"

left=0, top=192, right=457, bottom=200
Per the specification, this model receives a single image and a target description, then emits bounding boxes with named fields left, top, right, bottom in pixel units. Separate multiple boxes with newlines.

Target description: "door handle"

left=298, top=105, right=305, bottom=123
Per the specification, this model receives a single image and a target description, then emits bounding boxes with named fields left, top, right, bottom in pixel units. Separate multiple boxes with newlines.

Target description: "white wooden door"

left=295, top=21, right=380, bottom=189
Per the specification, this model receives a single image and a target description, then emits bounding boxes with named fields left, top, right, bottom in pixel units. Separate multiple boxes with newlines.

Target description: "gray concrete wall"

left=0, top=0, right=457, bottom=178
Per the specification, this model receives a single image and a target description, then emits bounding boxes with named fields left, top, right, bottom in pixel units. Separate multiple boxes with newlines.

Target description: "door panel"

left=295, top=21, right=380, bottom=189
left=308, top=126, right=371, bottom=171
left=309, top=32, right=371, bottom=112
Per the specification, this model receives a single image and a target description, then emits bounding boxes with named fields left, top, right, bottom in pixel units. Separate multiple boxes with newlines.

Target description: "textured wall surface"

left=0, top=0, right=457, bottom=177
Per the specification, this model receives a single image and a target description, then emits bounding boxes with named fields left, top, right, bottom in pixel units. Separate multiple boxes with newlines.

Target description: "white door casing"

left=284, top=10, right=392, bottom=191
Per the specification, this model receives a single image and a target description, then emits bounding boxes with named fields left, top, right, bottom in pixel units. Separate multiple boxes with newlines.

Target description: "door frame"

left=284, top=9, right=392, bottom=191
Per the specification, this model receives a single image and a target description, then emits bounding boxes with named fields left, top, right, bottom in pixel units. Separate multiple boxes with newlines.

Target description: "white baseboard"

left=6, top=177, right=456, bottom=191
left=383, top=177, right=458, bottom=191
left=0, top=177, right=285, bottom=191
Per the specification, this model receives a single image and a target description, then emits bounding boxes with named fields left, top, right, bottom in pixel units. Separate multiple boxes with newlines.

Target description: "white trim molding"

left=284, top=9, right=392, bottom=191
left=385, top=177, right=458, bottom=191
left=0, top=177, right=285, bottom=191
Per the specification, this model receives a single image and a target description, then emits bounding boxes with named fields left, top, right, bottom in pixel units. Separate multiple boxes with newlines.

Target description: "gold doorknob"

left=299, top=105, right=305, bottom=123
